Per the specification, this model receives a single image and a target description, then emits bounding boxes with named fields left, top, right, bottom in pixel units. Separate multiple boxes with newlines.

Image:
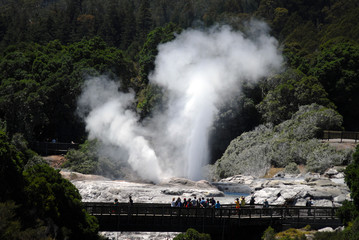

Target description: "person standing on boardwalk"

left=129, top=196, right=133, bottom=206
left=263, top=199, right=269, bottom=208
left=191, top=196, right=198, bottom=207
left=171, top=198, right=176, bottom=207
left=235, top=198, right=240, bottom=213
left=241, top=196, right=246, bottom=207
left=250, top=195, right=255, bottom=207
left=306, top=198, right=313, bottom=215
left=113, top=198, right=119, bottom=213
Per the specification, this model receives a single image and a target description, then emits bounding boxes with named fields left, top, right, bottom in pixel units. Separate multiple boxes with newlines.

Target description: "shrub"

left=174, top=228, right=211, bottom=240
left=262, top=226, right=276, bottom=240
left=284, top=162, right=300, bottom=174
left=210, top=104, right=350, bottom=179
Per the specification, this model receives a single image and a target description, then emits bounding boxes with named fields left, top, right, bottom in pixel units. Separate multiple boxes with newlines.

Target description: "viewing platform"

left=83, top=202, right=342, bottom=239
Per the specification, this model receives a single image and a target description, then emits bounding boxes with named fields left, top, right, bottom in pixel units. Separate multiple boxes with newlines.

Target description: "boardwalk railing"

left=322, top=130, right=359, bottom=143
left=30, top=141, right=79, bottom=155
left=83, top=202, right=341, bottom=234
left=83, top=202, right=338, bottom=220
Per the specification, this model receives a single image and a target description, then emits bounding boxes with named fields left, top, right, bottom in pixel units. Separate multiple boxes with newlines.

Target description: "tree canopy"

left=0, top=130, right=101, bottom=239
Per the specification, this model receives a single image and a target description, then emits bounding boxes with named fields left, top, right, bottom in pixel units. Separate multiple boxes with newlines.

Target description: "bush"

left=262, top=226, right=276, bottom=240
left=23, top=163, right=100, bottom=239
left=63, top=139, right=127, bottom=179
left=209, top=104, right=350, bottom=179
left=284, top=162, right=300, bottom=174
left=174, top=228, right=211, bottom=240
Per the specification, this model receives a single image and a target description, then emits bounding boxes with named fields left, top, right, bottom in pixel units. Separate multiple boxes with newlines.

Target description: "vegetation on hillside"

left=209, top=103, right=352, bottom=179
left=0, top=0, right=358, bottom=238
left=0, top=130, right=102, bottom=239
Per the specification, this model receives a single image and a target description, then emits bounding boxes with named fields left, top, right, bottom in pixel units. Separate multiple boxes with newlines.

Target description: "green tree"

left=137, top=0, right=153, bottom=42
left=63, top=139, right=125, bottom=179
left=310, top=42, right=359, bottom=130
left=345, top=145, right=359, bottom=209
left=23, top=163, right=100, bottom=239
left=135, top=23, right=181, bottom=119
left=262, top=226, right=276, bottom=240
left=0, top=37, right=134, bottom=142
left=257, top=69, right=334, bottom=124
left=0, top=130, right=24, bottom=202
left=174, top=228, right=211, bottom=240
left=0, top=130, right=101, bottom=239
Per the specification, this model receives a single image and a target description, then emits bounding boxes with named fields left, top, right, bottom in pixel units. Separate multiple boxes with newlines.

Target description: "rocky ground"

left=216, top=167, right=350, bottom=207
left=60, top=166, right=349, bottom=207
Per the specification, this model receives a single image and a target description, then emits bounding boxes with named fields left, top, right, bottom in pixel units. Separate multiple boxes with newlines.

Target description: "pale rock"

left=272, top=196, right=286, bottom=205
left=324, top=168, right=339, bottom=178
left=212, top=182, right=252, bottom=194
left=307, top=190, right=336, bottom=200
left=333, top=172, right=344, bottom=179
left=318, top=227, right=334, bottom=232
left=264, top=180, right=285, bottom=187
left=307, top=179, right=335, bottom=187
left=219, top=175, right=255, bottom=185
left=333, top=194, right=349, bottom=203
left=304, top=173, right=321, bottom=182
left=313, top=199, right=335, bottom=207
left=253, top=182, right=264, bottom=190
left=330, top=178, right=345, bottom=184
left=161, top=189, right=184, bottom=195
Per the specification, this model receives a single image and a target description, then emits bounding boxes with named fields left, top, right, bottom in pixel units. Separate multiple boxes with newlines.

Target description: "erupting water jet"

left=78, top=22, right=283, bottom=182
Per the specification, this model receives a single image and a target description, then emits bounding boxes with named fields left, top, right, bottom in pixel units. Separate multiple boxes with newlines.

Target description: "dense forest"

left=0, top=0, right=358, bottom=161
left=1, top=0, right=359, bottom=239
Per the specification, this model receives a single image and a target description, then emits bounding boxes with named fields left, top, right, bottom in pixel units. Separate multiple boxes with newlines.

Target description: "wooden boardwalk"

left=83, top=202, right=342, bottom=239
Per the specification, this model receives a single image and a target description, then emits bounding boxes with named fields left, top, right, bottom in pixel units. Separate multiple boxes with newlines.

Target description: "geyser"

left=78, top=22, right=283, bottom=182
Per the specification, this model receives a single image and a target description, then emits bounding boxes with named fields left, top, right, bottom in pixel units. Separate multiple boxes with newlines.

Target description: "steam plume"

left=78, top=22, right=283, bottom=182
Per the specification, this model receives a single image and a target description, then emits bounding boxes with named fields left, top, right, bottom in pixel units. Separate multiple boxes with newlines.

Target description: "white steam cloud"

left=78, top=22, right=283, bottom=182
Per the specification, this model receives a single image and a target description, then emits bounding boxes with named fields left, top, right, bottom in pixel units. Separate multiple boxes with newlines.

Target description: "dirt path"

left=42, top=155, right=66, bottom=168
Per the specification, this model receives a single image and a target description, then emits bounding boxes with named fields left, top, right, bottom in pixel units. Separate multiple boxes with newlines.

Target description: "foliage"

left=0, top=37, right=134, bottom=142
left=336, top=200, right=358, bottom=226
left=0, top=130, right=24, bottom=202
left=313, top=231, right=345, bottom=240
left=345, top=145, right=359, bottom=209
left=310, top=42, right=359, bottom=131
left=135, top=23, right=181, bottom=119
left=0, top=0, right=357, bottom=156
left=174, top=228, right=211, bottom=240
left=0, top=130, right=101, bottom=239
left=210, top=104, right=349, bottom=179
left=0, top=201, right=50, bottom=240
left=313, top=217, right=359, bottom=240
left=64, top=139, right=126, bottom=179
left=23, top=163, right=100, bottom=239
left=284, top=162, right=300, bottom=174
left=136, top=22, right=180, bottom=86
left=262, top=226, right=276, bottom=240
left=262, top=226, right=309, bottom=240
left=64, top=148, right=98, bottom=174
left=275, top=228, right=307, bottom=240
left=209, top=83, right=262, bottom=163
left=257, top=69, right=335, bottom=125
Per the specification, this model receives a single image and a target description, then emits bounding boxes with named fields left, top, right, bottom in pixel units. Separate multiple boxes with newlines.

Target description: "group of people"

left=171, top=196, right=221, bottom=209
left=113, top=196, right=133, bottom=206
left=234, top=196, right=248, bottom=209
